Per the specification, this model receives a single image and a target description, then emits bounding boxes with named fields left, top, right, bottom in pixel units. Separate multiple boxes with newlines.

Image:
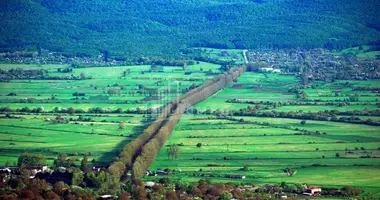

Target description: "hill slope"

left=1, top=0, right=380, bottom=57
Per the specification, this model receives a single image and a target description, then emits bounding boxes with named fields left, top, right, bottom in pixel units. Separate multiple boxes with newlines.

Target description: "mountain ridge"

left=1, top=0, right=379, bottom=57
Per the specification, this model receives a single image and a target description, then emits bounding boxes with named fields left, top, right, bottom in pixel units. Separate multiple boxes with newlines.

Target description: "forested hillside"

left=1, top=0, right=380, bottom=57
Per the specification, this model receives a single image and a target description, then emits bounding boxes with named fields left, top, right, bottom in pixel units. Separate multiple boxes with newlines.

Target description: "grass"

left=147, top=114, right=380, bottom=193
left=0, top=113, right=149, bottom=165
left=331, top=45, right=380, bottom=59
left=1, top=62, right=380, bottom=197
left=146, top=71, right=380, bottom=197
left=191, top=48, right=246, bottom=64
left=0, top=62, right=220, bottom=112
left=0, top=62, right=220, bottom=165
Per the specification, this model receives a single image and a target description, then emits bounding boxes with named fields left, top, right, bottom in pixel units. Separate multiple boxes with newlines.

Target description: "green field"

left=189, top=48, right=246, bottom=64
left=147, top=71, right=380, bottom=197
left=1, top=62, right=380, bottom=197
left=332, top=45, right=380, bottom=59
left=0, top=62, right=220, bottom=165
left=0, top=113, right=152, bottom=165
left=148, top=114, right=380, bottom=195
left=0, top=62, right=220, bottom=111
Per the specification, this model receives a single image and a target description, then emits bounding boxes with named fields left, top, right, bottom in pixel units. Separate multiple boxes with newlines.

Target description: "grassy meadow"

left=0, top=62, right=220, bottom=165
left=147, top=71, right=380, bottom=197
left=1, top=60, right=380, bottom=197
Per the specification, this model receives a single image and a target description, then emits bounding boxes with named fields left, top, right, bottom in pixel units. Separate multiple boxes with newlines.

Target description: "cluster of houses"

left=144, top=169, right=170, bottom=176
left=247, top=48, right=380, bottom=80
left=0, top=165, right=107, bottom=183
left=0, top=165, right=53, bottom=179
left=0, top=50, right=123, bottom=66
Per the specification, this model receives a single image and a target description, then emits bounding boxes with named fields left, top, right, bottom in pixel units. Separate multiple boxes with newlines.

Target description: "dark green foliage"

left=72, top=168, right=84, bottom=186
left=1, top=0, right=379, bottom=57
left=80, top=155, right=90, bottom=173
left=53, top=153, right=75, bottom=168
left=17, top=153, right=46, bottom=168
left=166, top=144, right=179, bottom=160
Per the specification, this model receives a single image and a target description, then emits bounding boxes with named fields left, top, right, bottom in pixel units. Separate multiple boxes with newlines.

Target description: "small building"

left=156, top=170, right=168, bottom=175
left=92, top=166, right=106, bottom=172
left=303, top=186, right=321, bottom=196
left=260, top=67, right=281, bottom=73
left=0, top=166, right=19, bottom=174
left=278, top=192, right=287, bottom=199
left=99, top=194, right=115, bottom=200
left=145, top=181, right=155, bottom=187
left=29, top=165, right=49, bottom=175
left=224, top=174, right=246, bottom=179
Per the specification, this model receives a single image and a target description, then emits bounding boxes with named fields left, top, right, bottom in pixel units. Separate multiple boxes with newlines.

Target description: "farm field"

left=0, top=62, right=220, bottom=111
left=148, top=114, right=380, bottom=195
left=0, top=113, right=148, bottom=165
left=195, top=72, right=380, bottom=120
left=0, top=62, right=221, bottom=166
left=331, top=45, right=380, bottom=59
left=1, top=0, right=380, bottom=198
left=188, top=48, right=246, bottom=64
left=148, top=71, right=380, bottom=197
left=1, top=59, right=380, bottom=198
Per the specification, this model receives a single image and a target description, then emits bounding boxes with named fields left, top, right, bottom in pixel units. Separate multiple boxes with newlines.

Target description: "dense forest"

left=1, top=0, right=380, bottom=58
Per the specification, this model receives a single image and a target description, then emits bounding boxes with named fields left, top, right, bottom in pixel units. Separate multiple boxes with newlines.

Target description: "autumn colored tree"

left=54, top=181, right=66, bottom=196
left=118, top=193, right=130, bottom=200
left=43, top=191, right=60, bottom=200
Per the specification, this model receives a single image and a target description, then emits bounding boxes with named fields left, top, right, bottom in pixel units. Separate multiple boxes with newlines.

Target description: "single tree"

left=119, top=122, right=125, bottom=130
left=80, top=73, right=86, bottom=79
left=81, top=155, right=89, bottom=172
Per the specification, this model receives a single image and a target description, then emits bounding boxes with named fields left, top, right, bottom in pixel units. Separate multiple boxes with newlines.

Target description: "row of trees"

left=0, top=69, right=90, bottom=81
left=129, top=67, right=247, bottom=179
left=108, top=66, right=246, bottom=180
left=166, top=144, right=179, bottom=160
left=0, top=106, right=152, bottom=114
left=107, top=104, right=174, bottom=181
left=227, top=108, right=380, bottom=126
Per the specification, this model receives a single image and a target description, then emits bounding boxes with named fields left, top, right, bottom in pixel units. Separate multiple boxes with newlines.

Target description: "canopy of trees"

left=1, top=0, right=379, bottom=57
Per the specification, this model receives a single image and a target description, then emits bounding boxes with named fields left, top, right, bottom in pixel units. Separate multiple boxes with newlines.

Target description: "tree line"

left=201, top=107, right=380, bottom=126
left=108, top=66, right=246, bottom=180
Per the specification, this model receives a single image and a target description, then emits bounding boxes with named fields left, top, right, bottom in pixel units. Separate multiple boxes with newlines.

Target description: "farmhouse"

left=303, top=186, right=322, bottom=196
left=260, top=67, right=281, bottom=73
left=99, top=194, right=115, bottom=200
left=144, top=170, right=157, bottom=176
left=92, top=166, right=106, bottom=172
left=278, top=192, right=287, bottom=199
left=145, top=181, right=156, bottom=187
left=156, top=170, right=168, bottom=175
left=0, top=166, right=19, bottom=174
left=28, top=165, right=51, bottom=177
left=224, top=174, right=246, bottom=179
